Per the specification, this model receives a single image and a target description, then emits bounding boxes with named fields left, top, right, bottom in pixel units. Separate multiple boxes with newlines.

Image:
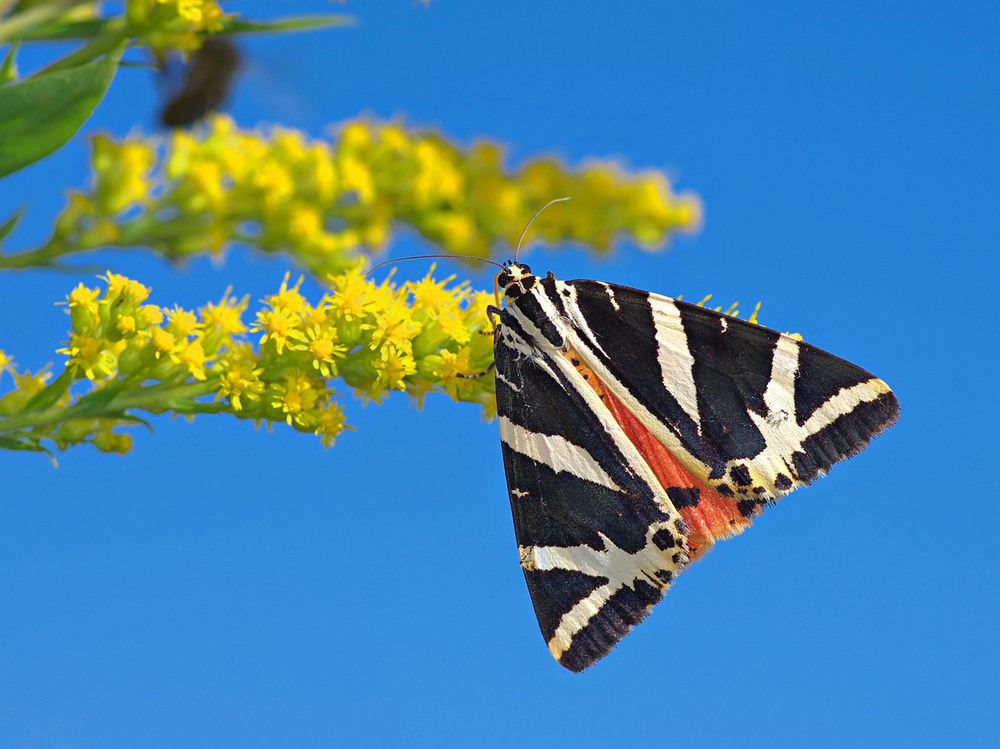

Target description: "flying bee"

left=159, top=37, right=242, bottom=128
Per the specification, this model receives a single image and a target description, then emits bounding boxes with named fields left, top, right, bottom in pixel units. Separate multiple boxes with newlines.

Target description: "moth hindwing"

left=492, top=262, right=898, bottom=672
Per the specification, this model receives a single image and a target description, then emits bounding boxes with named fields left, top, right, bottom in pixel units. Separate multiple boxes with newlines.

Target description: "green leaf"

left=71, top=382, right=126, bottom=418
left=21, top=369, right=70, bottom=413
left=223, top=15, right=357, bottom=34
left=118, top=413, right=153, bottom=432
left=10, top=18, right=110, bottom=42
left=0, top=205, right=24, bottom=246
left=165, top=398, right=222, bottom=416
left=0, top=41, right=17, bottom=84
left=15, top=14, right=355, bottom=43
left=0, top=41, right=123, bottom=178
left=0, top=435, right=55, bottom=460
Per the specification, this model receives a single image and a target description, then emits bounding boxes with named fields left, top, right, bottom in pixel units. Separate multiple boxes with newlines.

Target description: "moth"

left=490, top=248, right=898, bottom=672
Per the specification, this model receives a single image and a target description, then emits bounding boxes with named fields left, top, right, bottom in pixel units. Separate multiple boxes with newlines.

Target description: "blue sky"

left=1, top=2, right=998, bottom=747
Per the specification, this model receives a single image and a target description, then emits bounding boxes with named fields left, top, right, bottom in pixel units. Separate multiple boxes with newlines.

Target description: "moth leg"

left=486, top=304, right=502, bottom=333
left=456, top=362, right=495, bottom=380
left=448, top=304, right=504, bottom=379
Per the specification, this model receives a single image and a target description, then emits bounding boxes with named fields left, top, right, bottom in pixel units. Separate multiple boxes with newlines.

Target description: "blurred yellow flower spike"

left=10, top=115, right=701, bottom=276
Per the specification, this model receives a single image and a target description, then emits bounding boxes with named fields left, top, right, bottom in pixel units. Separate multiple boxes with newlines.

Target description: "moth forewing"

left=494, top=290, right=692, bottom=671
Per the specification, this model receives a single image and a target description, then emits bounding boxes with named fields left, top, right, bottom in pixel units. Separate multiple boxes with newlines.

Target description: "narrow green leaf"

left=0, top=205, right=24, bottom=245
left=223, top=15, right=357, bottom=34
left=166, top=398, right=222, bottom=416
left=11, top=18, right=109, bottom=42
left=0, top=435, right=53, bottom=458
left=118, top=414, right=153, bottom=432
left=71, top=382, right=126, bottom=418
left=21, top=370, right=70, bottom=413
left=0, top=41, right=17, bottom=84
left=0, top=41, right=123, bottom=178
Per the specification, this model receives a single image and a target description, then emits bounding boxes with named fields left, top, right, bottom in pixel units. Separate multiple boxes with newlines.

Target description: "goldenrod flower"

left=64, top=283, right=101, bottom=334
left=149, top=327, right=179, bottom=361
left=373, top=346, right=418, bottom=393
left=91, top=136, right=156, bottom=214
left=0, top=350, right=13, bottom=381
left=264, top=273, right=307, bottom=315
left=327, top=266, right=378, bottom=322
left=58, top=333, right=114, bottom=380
left=270, top=372, right=321, bottom=428
left=66, top=283, right=101, bottom=308
left=165, top=306, right=201, bottom=339
left=315, top=402, right=351, bottom=448
left=288, top=204, right=324, bottom=245
left=91, top=422, right=133, bottom=455
left=291, top=324, right=346, bottom=378
left=114, top=316, right=137, bottom=337
left=437, top=347, right=477, bottom=400
left=369, top=302, right=422, bottom=356
left=20, top=116, right=700, bottom=279
left=5, top=256, right=740, bottom=455
left=186, top=160, right=227, bottom=212
left=136, top=0, right=228, bottom=53
left=201, top=288, right=250, bottom=342
left=217, top=359, right=264, bottom=411
left=251, top=307, right=298, bottom=355
left=179, top=340, right=209, bottom=380
left=338, top=157, right=375, bottom=205
left=251, top=162, right=295, bottom=210
left=137, top=304, right=164, bottom=328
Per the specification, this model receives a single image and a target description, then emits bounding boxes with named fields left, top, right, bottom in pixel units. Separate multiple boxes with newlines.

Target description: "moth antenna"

left=367, top=197, right=569, bottom=276
left=367, top=254, right=503, bottom=277
left=515, top=197, right=571, bottom=263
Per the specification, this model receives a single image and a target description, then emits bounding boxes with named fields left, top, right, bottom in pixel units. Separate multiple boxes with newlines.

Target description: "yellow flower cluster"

left=30, top=115, right=701, bottom=277
left=0, top=266, right=768, bottom=456
left=0, top=266, right=498, bottom=454
left=128, top=0, right=227, bottom=53
left=328, top=265, right=496, bottom=412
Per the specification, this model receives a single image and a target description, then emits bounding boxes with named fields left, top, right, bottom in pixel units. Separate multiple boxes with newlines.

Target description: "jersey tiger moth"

left=490, top=260, right=898, bottom=672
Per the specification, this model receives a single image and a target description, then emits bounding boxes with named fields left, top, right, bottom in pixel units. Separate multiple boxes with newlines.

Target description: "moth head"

left=497, top=261, right=532, bottom=288
left=497, top=262, right=536, bottom=300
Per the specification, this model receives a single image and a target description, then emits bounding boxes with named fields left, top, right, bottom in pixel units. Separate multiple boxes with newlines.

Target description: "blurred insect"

left=158, top=37, right=242, bottom=128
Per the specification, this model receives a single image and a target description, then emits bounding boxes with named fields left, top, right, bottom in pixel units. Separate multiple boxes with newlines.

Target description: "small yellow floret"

left=166, top=307, right=200, bottom=338
left=369, top=302, right=421, bottom=355
left=201, top=290, right=249, bottom=335
left=265, top=273, right=307, bottom=315
left=252, top=307, right=298, bottom=354
left=217, top=360, right=264, bottom=411
left=374, top=347, right=417, bottom=391
left=315, top=402, right=351, bottom=448
left=67, top=283, right=101, bottom=308
left=271, top=372, right=320, bottom=427
left=0, top=350, right=14, bottom=378
left=150, top=327, right=178, bottom=360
